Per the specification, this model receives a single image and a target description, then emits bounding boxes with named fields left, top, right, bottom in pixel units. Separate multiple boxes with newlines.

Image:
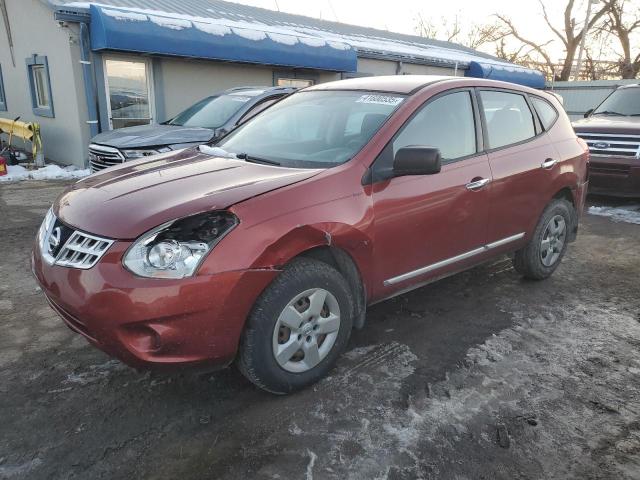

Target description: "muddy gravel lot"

left=1, top=180, right=639, bottom=480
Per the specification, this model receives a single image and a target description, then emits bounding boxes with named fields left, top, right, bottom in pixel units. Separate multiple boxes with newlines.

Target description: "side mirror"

left=584, top=108, right=593, bottom=118
left=393, top=146, right=441, bottom=177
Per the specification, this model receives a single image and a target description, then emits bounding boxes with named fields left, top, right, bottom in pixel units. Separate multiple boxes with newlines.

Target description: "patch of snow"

left=148, top=15, right=192, bottom=30
left=588, top=205, right=640, bottom=225
left=326, top=40, right=351, bottom=51
left=193, top=21, right=231, bottom=37
left=0, top=165, right=91, bottom=182
left=101, top=8, right=147, bottom=22
left=298, top=36, right=327, bottom=48
left=232, top=27, right=267, bottom=41
left=305, top=449, right=317, bottom=480
left=267, top=32, right=299, bottom=46
left=289, top=423, right=303, bottom=435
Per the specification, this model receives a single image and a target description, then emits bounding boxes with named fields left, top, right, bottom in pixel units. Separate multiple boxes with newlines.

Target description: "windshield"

left=167, top=92, right=260, bottom=129
left=593, top=88, right=640, bottom=116
left=217, top=90, right=406, bottom=168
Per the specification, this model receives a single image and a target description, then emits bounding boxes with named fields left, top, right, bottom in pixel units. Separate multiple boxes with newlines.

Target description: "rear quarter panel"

left=546, top=100, right=589, bottom=215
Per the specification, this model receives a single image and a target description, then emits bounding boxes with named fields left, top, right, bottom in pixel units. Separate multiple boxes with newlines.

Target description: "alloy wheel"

left=540, top=214, right=567, bottom=267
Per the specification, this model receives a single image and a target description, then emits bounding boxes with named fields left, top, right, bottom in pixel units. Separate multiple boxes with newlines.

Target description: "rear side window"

left=480, top=91, right=536, bottom=149
left=393, top=91, right=477, bottom=162
left=531, top=97, right=559, bottom=130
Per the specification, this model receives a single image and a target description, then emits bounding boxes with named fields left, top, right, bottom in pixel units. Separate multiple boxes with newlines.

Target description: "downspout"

left=79, top=22, right=99, bottom=139
left=0, top=0, right=15, bottom=66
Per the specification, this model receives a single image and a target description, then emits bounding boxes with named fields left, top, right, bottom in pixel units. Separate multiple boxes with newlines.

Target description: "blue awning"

left=465, top=61, right=545, bottom=89
left=89, top=5, right=357, bottom=72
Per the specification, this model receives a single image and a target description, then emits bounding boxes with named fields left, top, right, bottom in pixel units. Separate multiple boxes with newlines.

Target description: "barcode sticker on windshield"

left=356, top=95, right=403, bottom=106
left=229, top=96, right=250, bottom=102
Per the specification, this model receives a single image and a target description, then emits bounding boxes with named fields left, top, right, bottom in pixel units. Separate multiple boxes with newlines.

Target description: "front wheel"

left=513, top=199, right=575, bottom=280
left=237, top=258, right=354, bottom=394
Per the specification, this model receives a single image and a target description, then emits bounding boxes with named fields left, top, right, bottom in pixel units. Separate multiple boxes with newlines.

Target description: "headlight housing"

left=123, top=211, right=238, bottom=279
left=122, top=147, right=172, bottom=159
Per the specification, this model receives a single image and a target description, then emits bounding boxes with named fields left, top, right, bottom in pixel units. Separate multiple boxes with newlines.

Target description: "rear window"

left=480, top=90, right=536, bottom=149
left=531, top=97, right=559, bottom=130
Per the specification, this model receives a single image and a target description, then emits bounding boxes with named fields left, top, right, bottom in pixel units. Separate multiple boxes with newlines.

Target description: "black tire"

left=513, top=198, right=575, bottom=280
left=237, top=258, right=354, bottom=394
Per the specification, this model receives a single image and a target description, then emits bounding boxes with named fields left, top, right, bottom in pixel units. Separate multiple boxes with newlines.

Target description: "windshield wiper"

left=236, top=152, right=281, bottom=166
left=592, top=110, right=625, bottom=116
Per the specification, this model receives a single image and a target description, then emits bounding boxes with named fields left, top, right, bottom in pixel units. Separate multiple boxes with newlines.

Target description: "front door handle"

left=541, top=158, right=558, bottom=169
left=466, top=178, right=490, bottom=191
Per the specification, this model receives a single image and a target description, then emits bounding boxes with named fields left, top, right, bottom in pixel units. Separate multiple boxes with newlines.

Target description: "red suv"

left=33, top=76, right=589, bottom=394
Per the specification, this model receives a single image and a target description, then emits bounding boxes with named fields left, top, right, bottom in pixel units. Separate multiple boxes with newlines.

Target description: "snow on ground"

left=589, top=205, right=640, bottom=225
left=0, top=165, right=91, bottom=182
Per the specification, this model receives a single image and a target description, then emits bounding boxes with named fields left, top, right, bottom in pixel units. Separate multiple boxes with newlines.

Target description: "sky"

left=231, top=0, right=598, bottom=60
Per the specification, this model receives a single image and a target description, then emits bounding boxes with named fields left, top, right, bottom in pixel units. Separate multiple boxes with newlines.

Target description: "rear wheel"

left=238, top=258, right=354, bottom=394
left=513, top=199, right=574, bottom=280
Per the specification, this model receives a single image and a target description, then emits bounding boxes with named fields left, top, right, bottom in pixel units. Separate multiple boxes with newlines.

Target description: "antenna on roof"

left=273, top=0, right=280, bottom=12
left=327, top=0, right=339, bottom=22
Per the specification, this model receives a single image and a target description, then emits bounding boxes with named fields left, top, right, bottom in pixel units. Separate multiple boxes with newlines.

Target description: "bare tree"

left=601, top=0, right=640, bottom=78
left=415, top=13, right=505, bottom=50
left=496, top=0, right=611, bottom=80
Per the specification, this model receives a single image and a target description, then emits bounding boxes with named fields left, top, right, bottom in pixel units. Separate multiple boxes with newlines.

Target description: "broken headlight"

left=123, top=211, right=238, bottom=279
left=122, top=147, right=172, bottom=159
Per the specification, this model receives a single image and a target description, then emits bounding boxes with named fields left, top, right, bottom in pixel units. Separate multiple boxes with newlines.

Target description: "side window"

left=0, top=64, right=6, bottom=111
left=480, top=90, right=535, bottom=149
left=237, top=97, right=280, bottom=125
left=392, top=91, right=476, bottom=162
left=531, top=97, right=559, bottom=131
left=26, top=55, right=54, bottom=118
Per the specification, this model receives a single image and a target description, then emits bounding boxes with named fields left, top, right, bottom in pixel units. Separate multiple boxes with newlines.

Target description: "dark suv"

left=34, top=76, right=588, bottom=394
left=88, top=86, right=295, bottom=172
left=573, top=84, right=640, bottom=197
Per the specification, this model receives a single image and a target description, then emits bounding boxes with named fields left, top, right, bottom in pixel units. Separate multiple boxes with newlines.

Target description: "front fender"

left=249, top=223, right=375, bottom=292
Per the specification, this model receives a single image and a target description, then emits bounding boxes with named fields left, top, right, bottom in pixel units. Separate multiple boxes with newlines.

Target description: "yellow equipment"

left=0, top=117, right=43, bottom=164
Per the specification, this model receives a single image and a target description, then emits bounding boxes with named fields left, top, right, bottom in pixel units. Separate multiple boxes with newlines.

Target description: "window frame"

left=235, top=95, right=284, bottom=126
left=102, top=54, right=155, bottom=130
left=26, top=54, right=54, bottom=118
left=475, top=87, right=543, bottom=153
left=273, top=71, right=317, bottom=88
left=369, top=87, right=484, bottom=183
left=529, top=95, right=560, bottom=132
left=0, top=64, right=6, bottom=111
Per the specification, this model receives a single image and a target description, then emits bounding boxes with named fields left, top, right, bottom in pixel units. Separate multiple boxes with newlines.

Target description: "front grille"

left=89, top=144, right=125, bottom=172
left=38, top=210, right=113, bottom=269
left=576, top=132, right=640, bottom=158
left=590, top=163, right=632, bottom=175
left=55, top=231, right=113, bottom=269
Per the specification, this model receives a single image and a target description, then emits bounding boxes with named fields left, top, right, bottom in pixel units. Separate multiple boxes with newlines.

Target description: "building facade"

left=0, top=0, right=544, bottom=167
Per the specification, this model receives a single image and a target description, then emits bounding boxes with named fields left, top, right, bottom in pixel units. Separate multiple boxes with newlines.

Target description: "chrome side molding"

left=383, top=232, right=525, bottom=286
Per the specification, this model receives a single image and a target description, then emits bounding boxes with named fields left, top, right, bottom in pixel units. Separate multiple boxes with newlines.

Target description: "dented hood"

left=55, top=148, right=321, bottom=239
left=90, top=124, right=215, bottom=149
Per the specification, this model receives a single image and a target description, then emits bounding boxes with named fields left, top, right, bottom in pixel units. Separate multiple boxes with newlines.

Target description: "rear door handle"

left=466, top=178, right=490, bottom=191
left=541, top=158, right=558, bottom=169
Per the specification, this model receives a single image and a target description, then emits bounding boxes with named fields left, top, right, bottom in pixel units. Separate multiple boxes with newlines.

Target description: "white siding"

left=0, top=0, right=88, bottom=166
